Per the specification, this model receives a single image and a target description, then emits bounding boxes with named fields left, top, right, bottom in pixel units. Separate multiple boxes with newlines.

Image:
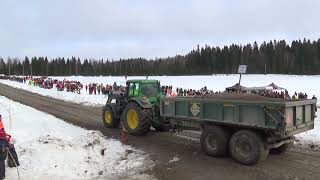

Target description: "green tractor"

left=102, top=79, right=168, bottom=135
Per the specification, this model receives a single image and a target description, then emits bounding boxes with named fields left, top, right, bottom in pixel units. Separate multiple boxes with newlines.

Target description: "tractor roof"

left=126, top=79, right=159, bottom=83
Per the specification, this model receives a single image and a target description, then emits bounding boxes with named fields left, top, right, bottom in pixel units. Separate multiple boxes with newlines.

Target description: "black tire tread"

left=200, top=125, right=230, bottom=157
left=229, top=130, right=269, bottom=165
left=102, top=105, right=119, bottom=128
left=121, top=102, right=151, bottom=135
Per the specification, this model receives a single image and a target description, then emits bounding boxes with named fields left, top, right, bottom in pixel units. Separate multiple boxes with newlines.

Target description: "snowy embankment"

left=0, top=79, right=107, bottom=107
left=0, top=96, right=153, bottom=180
left=294, top=111, right=320, bottom=151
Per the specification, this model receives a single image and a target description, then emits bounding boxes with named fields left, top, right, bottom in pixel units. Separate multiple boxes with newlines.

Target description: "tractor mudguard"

left=127, top=99, right=152, bottom=109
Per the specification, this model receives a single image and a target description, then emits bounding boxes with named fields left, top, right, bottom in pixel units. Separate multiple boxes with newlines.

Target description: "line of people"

left=162, top=85, right=215, bottom=96
left=0, top=75, right=317, bottom=100
left=85, top=82, right=126, bottom=95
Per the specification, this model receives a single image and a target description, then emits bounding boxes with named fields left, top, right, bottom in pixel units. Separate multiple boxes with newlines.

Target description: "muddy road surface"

left=0, top=83, right=320, bottom=180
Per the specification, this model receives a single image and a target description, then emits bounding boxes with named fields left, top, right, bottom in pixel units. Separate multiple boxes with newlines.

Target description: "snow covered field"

left=0, top=74, right=319, bottom=107
left=0, top=80, right=107, bottom=107
left=0, top=96, right=154, bottom=180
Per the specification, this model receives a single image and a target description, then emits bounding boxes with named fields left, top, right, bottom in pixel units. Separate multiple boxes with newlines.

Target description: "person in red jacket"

left=0, top=115, right=19, bottom=180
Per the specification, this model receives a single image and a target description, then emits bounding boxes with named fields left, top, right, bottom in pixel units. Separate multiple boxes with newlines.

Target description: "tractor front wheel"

left=121, top=102, right=151, bottom=135
left=102, top=105, right=119, bottom=128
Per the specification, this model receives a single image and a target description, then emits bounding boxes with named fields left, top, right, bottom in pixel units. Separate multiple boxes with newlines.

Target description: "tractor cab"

left=126, top=79, right=161, bottom=104
left=102, top=79, right=169, bottom=134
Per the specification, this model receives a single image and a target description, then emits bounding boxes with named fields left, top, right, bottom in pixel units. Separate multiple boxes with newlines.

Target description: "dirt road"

left=0, top=83, right=320, bottom=180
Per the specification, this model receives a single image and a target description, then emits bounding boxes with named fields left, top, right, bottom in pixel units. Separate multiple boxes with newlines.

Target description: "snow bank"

left=0, top=79, right=107, bottom=107
left=0, top=96, right=153, bottom=180
left=294, top=111, right=320, bottom=151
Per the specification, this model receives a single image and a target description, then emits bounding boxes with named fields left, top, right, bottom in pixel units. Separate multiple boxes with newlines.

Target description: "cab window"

left=128, top=82, right=140, bottom=96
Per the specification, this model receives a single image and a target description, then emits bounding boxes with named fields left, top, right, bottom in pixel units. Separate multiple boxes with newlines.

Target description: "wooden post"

left=238, top=74, right=242, bottom=93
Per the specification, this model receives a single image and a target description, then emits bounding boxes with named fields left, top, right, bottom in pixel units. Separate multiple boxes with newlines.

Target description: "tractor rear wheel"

left=121, top=102, right=151, bottom=135
left=102, top=105, right=119, bottom=128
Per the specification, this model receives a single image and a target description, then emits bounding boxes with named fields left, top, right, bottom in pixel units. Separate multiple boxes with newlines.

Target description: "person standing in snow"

left=0, top=115, right=19, bottom=180
left=97, top=84, right=101, bottom=95
left=312, top=95, right=318, bottom=112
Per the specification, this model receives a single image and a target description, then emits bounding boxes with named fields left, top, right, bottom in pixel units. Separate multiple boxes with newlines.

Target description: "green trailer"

left=102, top=79, right=317, bottom=165
left=160, top=93, right=317, bottom=165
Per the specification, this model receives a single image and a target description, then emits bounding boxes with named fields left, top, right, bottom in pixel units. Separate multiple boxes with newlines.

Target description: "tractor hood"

left=148, top=96, right=159, bottom=104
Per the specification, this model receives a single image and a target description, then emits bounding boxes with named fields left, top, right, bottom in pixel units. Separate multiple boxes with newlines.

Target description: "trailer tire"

left=102, top=105, right=119, bottom=128
left=271, top=142, right=293, bottom=154
left=121, top=102, right=151, bottom=135
left=201, top=125, right=230, bottom=157
left=229, top=130, right=269, bottom=165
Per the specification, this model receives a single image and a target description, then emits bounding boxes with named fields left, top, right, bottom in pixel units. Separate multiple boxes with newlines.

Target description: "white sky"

left=0, top=0, right=319, bottom=59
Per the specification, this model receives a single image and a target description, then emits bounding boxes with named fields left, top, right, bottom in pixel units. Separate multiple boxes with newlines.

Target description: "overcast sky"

left=1, top=0, right=319, bottom=59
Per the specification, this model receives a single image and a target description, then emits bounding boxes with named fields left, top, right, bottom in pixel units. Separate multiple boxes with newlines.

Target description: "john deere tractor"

left=102, top=79, right=168, bottom=135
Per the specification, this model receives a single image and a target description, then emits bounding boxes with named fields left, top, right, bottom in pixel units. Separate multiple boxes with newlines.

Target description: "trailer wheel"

left=102, top=105, right=119, bottom=128
left=200, top=125, right=230, bottom=157
left=271, top=142, right=293, bottom=154
left=229, top=130, right=269, bottom=165
left=121, top=102, right=151, bottom=135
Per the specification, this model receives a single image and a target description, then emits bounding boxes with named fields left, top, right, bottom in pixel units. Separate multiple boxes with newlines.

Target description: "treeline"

left=1, top=38, right=320, bottom=76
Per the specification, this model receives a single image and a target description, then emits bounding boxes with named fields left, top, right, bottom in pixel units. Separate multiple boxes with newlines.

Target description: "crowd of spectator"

left=161, top=85, right=215, bottom=96
left=253, top=90, right=290, bottom=99
left=85, top=82, right=125, bottom=95
left=0, top=75, right=316, bottom=100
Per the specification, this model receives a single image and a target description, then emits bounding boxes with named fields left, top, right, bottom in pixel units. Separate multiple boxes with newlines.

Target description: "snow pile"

left=1, top=74, right=319, bottom=106
left=294, top=111, right=320, bottom=151
left=0, top=96, right=153, bottom=180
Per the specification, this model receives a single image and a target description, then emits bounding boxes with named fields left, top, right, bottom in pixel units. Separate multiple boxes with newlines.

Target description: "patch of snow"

left=0, top=96, right=154, bottom=180
left=168, top=156, right=180, bottom=164
left=294, top=111, right=320, bottom=151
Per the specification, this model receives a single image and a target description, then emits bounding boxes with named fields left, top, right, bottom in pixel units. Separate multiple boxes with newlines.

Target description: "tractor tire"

left=0, top=160, right=5, bottom=180
left=102, top=105, right=119, bottom=128
left=200, top=125, right=230, bottom=157
left=229, top=130, right=269, bottom=165
left=271, top=142, right=293, bottom=154
left=121, top=102, right=151, bottom=135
